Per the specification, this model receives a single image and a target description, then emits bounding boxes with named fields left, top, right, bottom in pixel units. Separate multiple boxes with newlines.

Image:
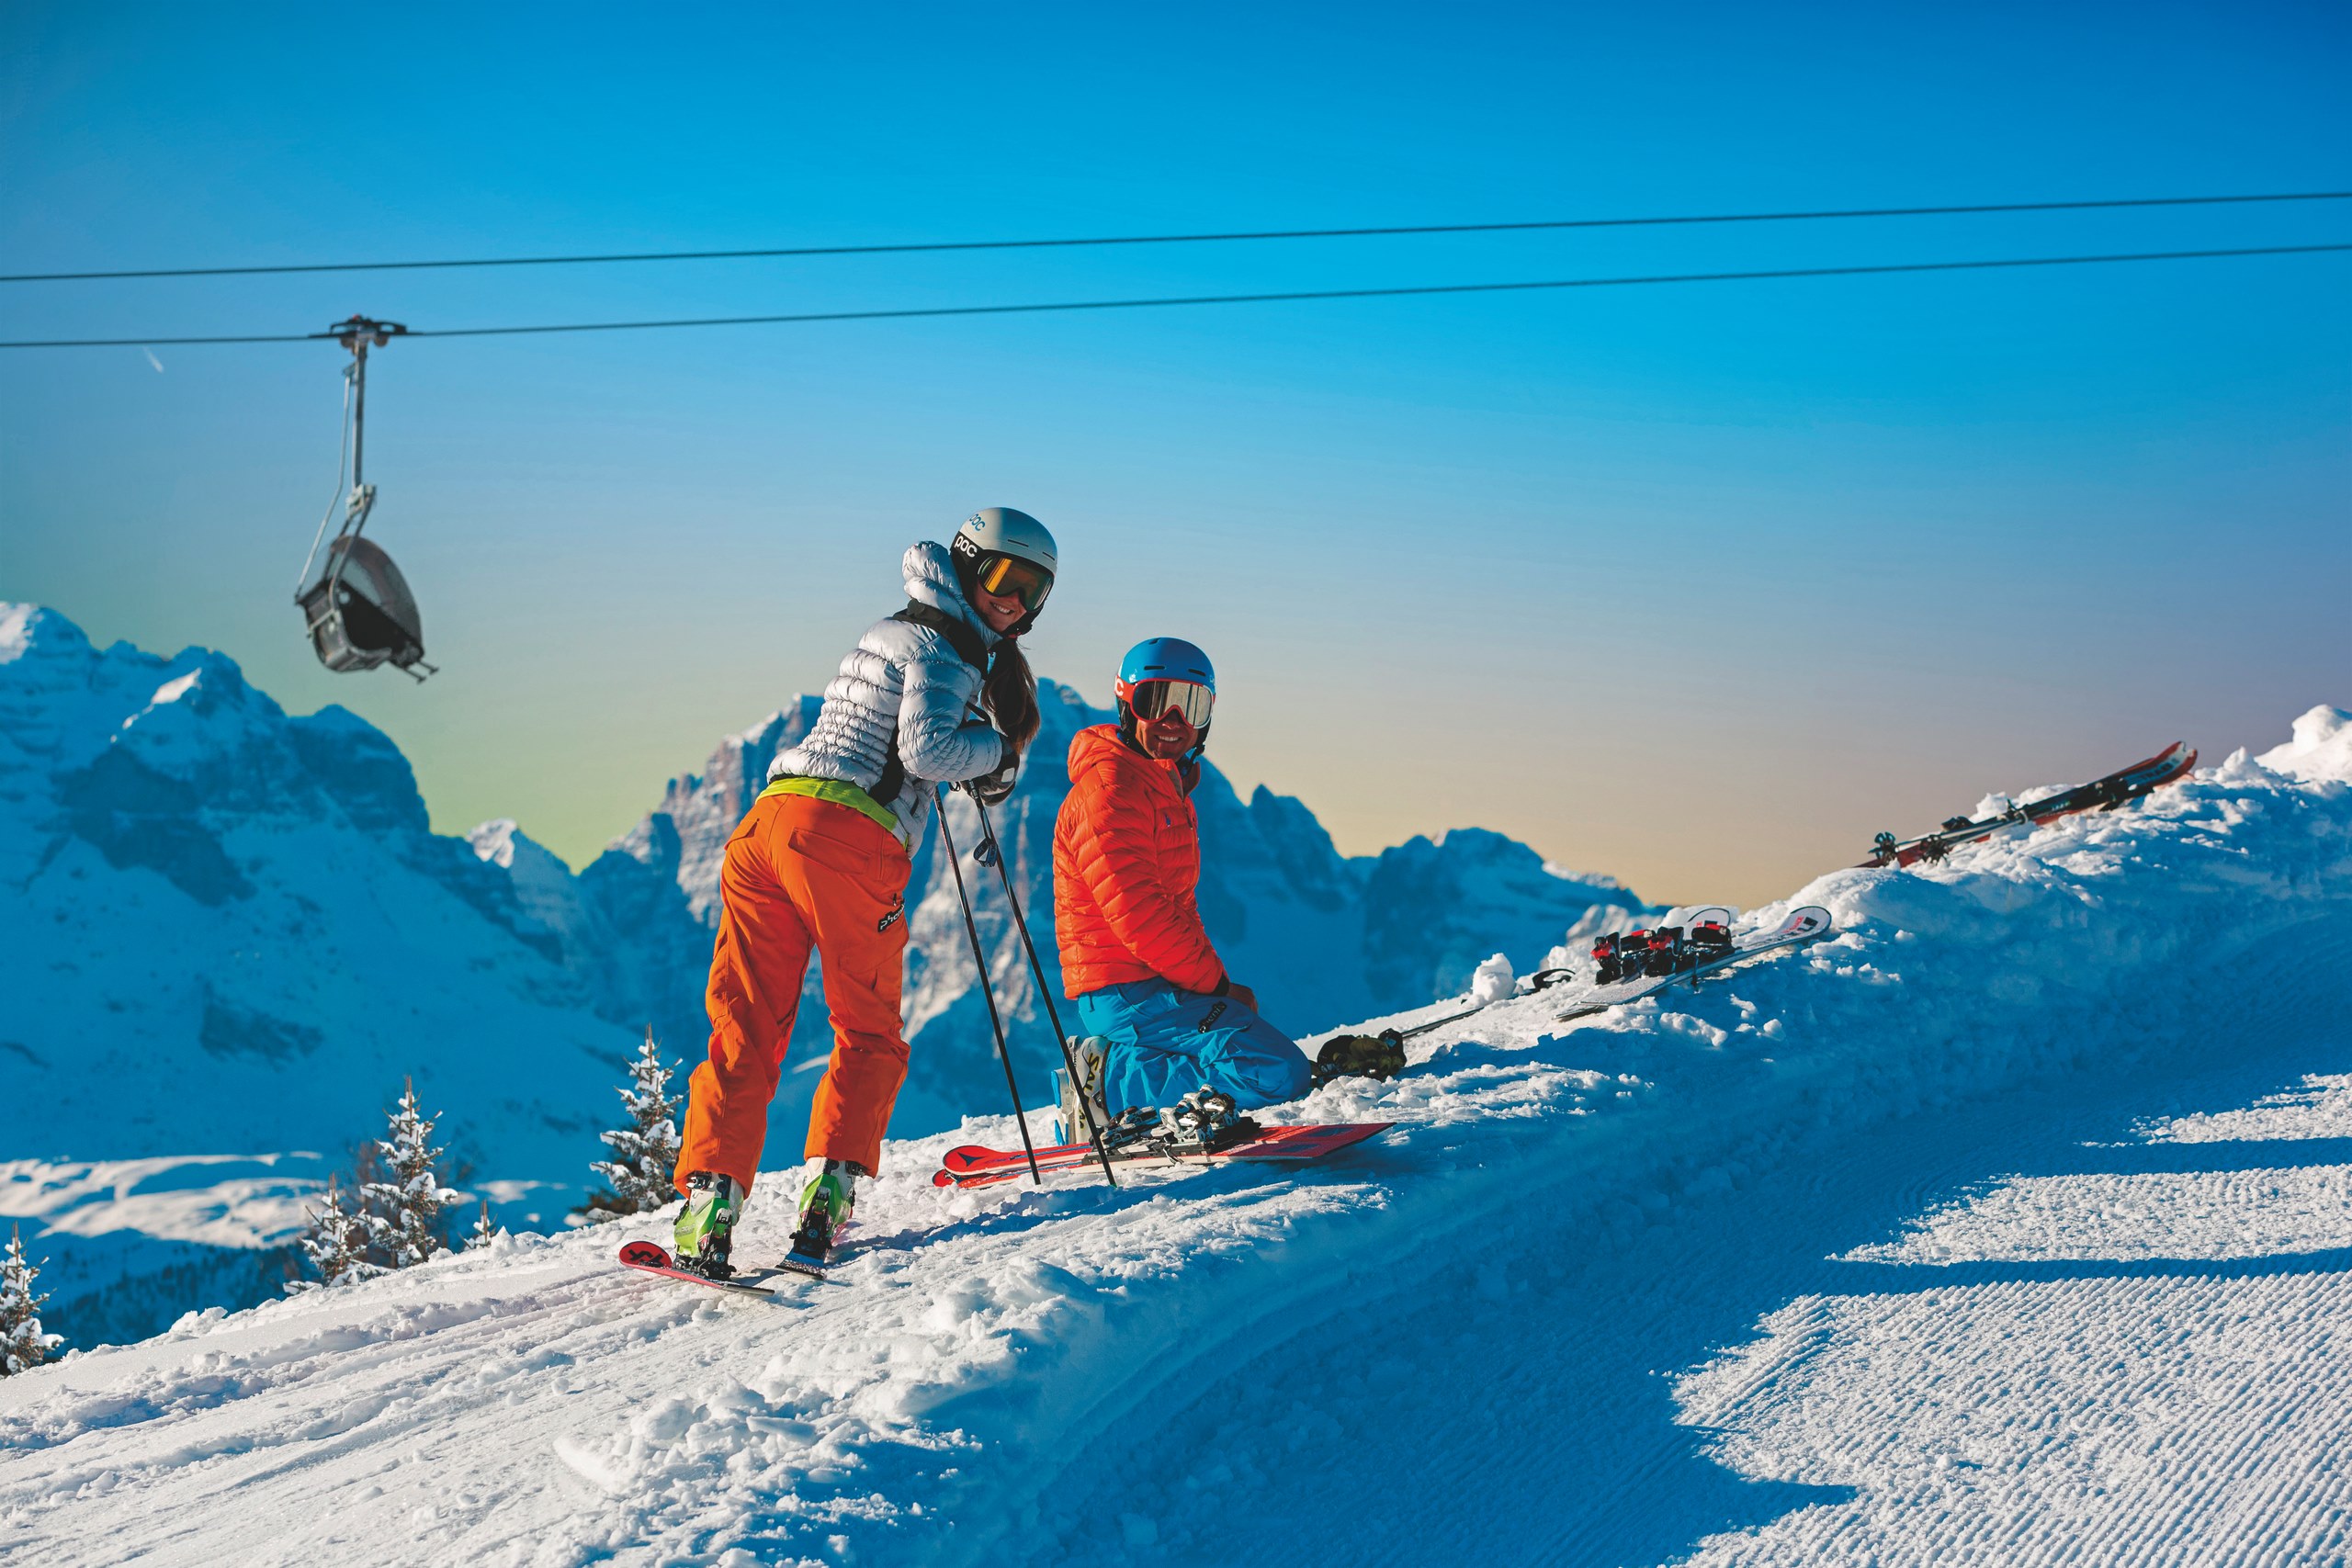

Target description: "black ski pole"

left=972, top=798, right=1120, bottom=1187
left=933, top=787, right=1043, bottom=1185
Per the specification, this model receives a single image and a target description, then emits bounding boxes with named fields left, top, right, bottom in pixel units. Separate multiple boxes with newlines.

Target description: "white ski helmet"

left=950, top=506, right=1058, bottom=633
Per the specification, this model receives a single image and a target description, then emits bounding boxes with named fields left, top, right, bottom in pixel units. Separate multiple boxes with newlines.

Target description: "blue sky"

left=3, top=1, right=2346, bottom=903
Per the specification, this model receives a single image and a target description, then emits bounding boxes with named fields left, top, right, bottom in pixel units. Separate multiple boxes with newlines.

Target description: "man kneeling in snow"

left=1051, top=637, right=1312, bottom=1138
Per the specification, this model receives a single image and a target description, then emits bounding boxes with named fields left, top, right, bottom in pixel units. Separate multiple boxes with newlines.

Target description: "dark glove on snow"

left=1310, top=1031, right=1407, bottom=1089
left=961, top=739, right=1019, bottom=807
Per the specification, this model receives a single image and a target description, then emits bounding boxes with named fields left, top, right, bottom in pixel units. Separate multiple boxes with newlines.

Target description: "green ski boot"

left=783, top=1159, right=862, bottom=1277
left=673, top=1171, right=745, bottom=1278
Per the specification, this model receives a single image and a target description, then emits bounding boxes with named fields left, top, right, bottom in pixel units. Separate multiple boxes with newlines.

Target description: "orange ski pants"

left=674, top=791, right=911, bottom=1192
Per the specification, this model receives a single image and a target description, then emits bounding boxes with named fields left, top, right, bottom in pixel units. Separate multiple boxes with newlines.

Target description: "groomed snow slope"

left=2, top=709, right=2346, bottom=1568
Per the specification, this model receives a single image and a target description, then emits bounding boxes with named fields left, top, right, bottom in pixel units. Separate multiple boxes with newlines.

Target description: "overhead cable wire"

left=4, top=190, right=2348, bottom=285
left=3, top=242, right=2346, bottom=350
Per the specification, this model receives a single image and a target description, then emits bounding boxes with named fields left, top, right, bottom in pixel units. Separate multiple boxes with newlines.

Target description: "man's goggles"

left=974, top=553, right=1054, bottom=614
left=1126, top=678, right=1215, bottom=728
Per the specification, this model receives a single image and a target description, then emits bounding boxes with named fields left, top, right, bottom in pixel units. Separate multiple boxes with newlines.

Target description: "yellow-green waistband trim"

left=759, top=776, right=908, bottom=845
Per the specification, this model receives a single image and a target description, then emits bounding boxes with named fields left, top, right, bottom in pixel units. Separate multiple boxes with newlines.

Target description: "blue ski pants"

left=1075, top=978, right=1313, bottom=1114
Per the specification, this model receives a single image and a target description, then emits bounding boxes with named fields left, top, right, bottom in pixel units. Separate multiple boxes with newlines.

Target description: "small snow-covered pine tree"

left=1, top=1225, right=64, bottom=1375
left=580, top=1030, right=684, bottom=1222
left=466, top=1200, right=498, bottom=1252
left=288, top=1174, right=384, bottom=1292
left=360, top=1078, right=461, bottom=1269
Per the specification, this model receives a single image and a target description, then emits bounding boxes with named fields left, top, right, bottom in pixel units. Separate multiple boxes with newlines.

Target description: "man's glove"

left=961, top=739, right=1019, bottom=807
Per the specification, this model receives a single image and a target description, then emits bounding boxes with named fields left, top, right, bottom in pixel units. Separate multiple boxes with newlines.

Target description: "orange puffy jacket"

left=1053, top=724, right=1228, bottom=998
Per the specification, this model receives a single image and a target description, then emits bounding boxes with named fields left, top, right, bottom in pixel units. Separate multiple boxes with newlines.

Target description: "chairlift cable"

left=4, top=189, right=2348, bottom=284
left=3, top=241, right=2345, bottom=350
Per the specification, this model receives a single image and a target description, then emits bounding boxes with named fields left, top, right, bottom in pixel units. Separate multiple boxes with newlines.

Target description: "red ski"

left=1861, top=741, right=2197, bottom=869
left=932, top=1122, right=1392, bottom=1190
left=615, top=1239, right=797, bottom=1300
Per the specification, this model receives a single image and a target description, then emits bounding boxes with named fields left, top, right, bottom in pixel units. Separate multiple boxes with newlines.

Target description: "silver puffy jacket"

left=768, top=540, right=1011, bottom=842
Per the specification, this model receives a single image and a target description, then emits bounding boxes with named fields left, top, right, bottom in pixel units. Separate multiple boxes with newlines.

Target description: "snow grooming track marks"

left=0, top=706, right=2346, bottom=1567
left=1671, top=959, right=2352, bottom=1568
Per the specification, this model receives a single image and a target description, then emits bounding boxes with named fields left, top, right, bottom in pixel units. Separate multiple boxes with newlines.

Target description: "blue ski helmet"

left=1114, top=637, right=1216, bottom=760
left=1116, top=637, right=1215, bottom=691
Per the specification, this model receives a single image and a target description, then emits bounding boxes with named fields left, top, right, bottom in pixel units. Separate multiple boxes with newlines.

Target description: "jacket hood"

left=903, top=540, right=1001, bottom=649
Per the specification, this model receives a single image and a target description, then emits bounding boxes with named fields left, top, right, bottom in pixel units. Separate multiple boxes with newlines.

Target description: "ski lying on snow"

left=1861, top=741, right=2196, bottom=868
left=932, top=1122, right=1391, bottom=1190
left=616, top=1240, right=798, bottom=1301
left=1555, top=905, right=1834, bottom=1021
left=1375, top=906, right=1737, bottom=1041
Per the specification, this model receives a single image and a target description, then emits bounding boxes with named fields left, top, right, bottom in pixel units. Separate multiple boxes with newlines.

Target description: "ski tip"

left=777, top=1253, right=831, bottom=1281
left=617, top=1240, right=671, bottom=1269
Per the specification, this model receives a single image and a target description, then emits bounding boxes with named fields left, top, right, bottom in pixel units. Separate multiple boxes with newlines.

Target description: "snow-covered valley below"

left=3, top=616, right=2346, bottom=1564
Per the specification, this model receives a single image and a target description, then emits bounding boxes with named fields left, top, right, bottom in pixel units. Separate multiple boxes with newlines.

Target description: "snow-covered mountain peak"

left=465, top=817, right=526, bottom=868
left=0, top=600, right=42, bottom=659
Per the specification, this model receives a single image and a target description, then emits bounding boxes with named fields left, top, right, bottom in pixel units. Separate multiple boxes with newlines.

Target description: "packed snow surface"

left=2, top=708, right=2346, bottom=1566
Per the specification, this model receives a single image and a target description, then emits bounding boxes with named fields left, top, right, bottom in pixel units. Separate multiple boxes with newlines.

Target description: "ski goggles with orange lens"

left=974, top=553, right=1055, bottom=613
left=1126, top=678, right=1215, bottom=728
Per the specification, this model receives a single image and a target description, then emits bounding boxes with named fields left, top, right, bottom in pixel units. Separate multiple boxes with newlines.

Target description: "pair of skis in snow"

left=1860, top=741, right=2196, bottom=868
left=931, top=1120, right=1392, bottom=1191
left=616, top=1238, right=810, bottom=1300
left=615, top=1237, right=860, bottom=1298
left=1549, top=904, right=1832, bottom=1021
left=611, top=1130, right=1402, bottom=1290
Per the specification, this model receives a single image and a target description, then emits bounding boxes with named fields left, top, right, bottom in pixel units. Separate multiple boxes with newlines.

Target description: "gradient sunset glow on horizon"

left=4, top=3, right=2346, bottom=907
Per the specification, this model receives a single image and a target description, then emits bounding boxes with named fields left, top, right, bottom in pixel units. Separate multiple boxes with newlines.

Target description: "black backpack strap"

left=891, top=600, right=990, bottom=671
left=870, top=601, right=994, bottom=808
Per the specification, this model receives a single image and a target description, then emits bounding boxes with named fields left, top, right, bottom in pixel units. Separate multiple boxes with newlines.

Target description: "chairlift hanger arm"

left=330, top=317, right=404, bottom=489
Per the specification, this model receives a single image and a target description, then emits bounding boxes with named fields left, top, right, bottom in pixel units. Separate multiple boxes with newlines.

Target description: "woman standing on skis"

left=671, top=508, right=1057, bottom=1276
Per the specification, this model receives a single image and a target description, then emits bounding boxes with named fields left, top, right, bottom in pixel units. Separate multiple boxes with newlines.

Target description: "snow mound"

left=3, top=711, right=2346, bottom=1565
left=2257, top=702, right=2352, bottom=784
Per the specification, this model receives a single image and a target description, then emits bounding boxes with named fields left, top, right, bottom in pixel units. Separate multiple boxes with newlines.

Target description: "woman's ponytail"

left=984, top=638, right=1041, bottom=756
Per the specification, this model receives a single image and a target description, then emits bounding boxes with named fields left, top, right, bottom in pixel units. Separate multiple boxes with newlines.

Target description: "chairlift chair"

left=295, top=315, right=435, bottom=681
left=300, top=519, right=430, bottom=676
